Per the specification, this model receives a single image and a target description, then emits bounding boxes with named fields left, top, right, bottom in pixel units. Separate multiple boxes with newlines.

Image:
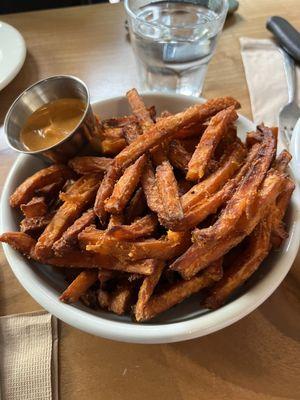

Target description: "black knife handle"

left=266, top=16, right=300, bottom=62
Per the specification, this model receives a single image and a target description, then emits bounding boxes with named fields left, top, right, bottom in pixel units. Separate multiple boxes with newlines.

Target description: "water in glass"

left=127, top=0, right=228, bottom=96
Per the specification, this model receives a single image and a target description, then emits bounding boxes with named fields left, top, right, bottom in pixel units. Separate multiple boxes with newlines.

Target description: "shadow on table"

left=224, top=12, right=244, bottom=30
left=0, top=51, right=39, bottom=125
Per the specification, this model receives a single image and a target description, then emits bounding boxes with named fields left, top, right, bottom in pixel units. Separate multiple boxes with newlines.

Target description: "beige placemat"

left=0, top=310, right=58, bottom=400
left=240, top=37, right=300, bottom=126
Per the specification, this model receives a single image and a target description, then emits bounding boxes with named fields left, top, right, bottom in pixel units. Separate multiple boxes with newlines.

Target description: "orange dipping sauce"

left=20, top=98, right=86, bottom=151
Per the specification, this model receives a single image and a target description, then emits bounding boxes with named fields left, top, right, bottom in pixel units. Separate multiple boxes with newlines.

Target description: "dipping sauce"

left=20, top=98, right=86, bottom=151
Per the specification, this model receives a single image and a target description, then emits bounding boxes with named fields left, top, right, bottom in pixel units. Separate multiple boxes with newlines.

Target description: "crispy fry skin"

left=60, top=270, right=98, bottom=303
left=106, top=215, right=158, bottom=241
left=105, top=154, right=147, bottom=214
left=127, top=88, right=167, bottom=167
left=168, top=140, right=192, bottom=173
left=35, top=174, right=100, bottom=259
left=134, top=260, right=165, bottom=321
left=126, top=88, right=154, bottom=131
left=272, top=149, right=292, bottom=172
left=68, top=156, right=112, bottom=175
left=21, top=197, right=48, bottom=218
left=100, top=137, right=127, bottom=155
left=156, top=161, right=183, bottom=225
left=35, top=179, right=65, bottom=199
left=136, top=259, right=223, bottom=321
left=0, top=231, right=157, bottom=274
left=94, top=165, right=120, bottom=224
left=181, top=142, right=246, bottom=211
left=53, top=209, right=95, bottom=256
left=10, top=164, right=74, bottom=208
left=44, top=253, right=158, bottom=274
left=114, top=97, right=241, bottom=171
left=20, top=213, right=53, bottom=236
left=204, top=215, right=272, bottom=309
left=80, top=228, right=191, bottom=261
left=171, top=169, right=285, bottom=279
left=98, top=281, right=136, bottom=315
left=107, top=214, right=124, bottom=228
left=174, top=182, right=234, bottom=231
left=187, top=107, right=238, bottom=181
left=125, top=187, right=147, bottom=222
left=123, top=122, right=142, bottom=144
left=271, top=177, right=295, bottom=247
left=141, top=160, right=165, bottom=216
left=0, top=232, right=36, bottom=257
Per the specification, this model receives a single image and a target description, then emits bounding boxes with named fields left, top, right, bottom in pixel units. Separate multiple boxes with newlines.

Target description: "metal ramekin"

left=4, top=75, right=95, bottom=163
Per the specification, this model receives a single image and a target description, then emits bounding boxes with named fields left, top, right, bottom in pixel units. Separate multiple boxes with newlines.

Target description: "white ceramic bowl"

left=1, top=93, right=300, bottom=344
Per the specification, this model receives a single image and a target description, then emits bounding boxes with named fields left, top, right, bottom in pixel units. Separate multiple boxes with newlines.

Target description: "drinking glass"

left=125, top=0, right=228, bottom=96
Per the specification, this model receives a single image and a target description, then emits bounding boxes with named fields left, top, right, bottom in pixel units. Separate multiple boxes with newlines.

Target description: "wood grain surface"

left=0, top=1, right=299, bottom=399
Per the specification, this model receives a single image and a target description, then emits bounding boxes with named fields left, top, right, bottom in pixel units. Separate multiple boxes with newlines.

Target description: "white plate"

left=0, top=21, right=26, bottom=91
left=1, top=93, right=300, bottom=344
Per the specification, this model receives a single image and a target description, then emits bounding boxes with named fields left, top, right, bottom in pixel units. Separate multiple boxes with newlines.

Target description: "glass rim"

left=124, top=0, right=229, bottom=30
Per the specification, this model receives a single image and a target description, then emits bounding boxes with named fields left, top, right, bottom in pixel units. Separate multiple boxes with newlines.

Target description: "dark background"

left=0, top=1, right=106, bottom=14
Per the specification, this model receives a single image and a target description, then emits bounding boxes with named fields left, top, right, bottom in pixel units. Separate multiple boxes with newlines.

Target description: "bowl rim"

left=1, top=92, right=300, bottom=344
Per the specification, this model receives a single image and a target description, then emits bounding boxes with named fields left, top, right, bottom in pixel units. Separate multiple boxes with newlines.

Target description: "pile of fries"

left=0, top=89, right=295, bottom=322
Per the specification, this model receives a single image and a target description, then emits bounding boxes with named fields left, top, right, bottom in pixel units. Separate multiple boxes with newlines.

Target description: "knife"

left=266, top=16, right=300, bottom=62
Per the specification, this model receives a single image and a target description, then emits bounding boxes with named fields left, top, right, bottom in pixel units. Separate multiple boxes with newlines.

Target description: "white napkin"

left=240, top=37, right=300, bottom=126
left=0, top=311, right=58, bottom=400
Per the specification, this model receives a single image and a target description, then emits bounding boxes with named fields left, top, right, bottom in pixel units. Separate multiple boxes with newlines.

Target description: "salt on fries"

left=0, top=90, right=294, bottom=322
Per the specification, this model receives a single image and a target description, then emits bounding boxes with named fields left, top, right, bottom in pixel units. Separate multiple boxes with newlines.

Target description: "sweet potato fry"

left=0, top=232, right=36, bottom=257
left=141, top=160, right=165, bottom=216
left=181, top=141, right=246, bottom=211
left=114, top=97, right=241, bottom=171
left=21, top=196, right=48, bottom=218
left=20, top=213, right=53, bottom=236
left=126, top=88, right=153, bottom=131
left=60, top=270, right=98, bottom=303
left=136, top=258, right=223, bottom=321
left=105, top=154, right=147, bottom=214
left=168, top=140, right=192, bottom=173
left=187, top=106, right=238, bottom=181
left=35, top=179, right=65, bottom=199
left=156, top=161, right=183, bottom=225
left=35, top=174, right=100, bottom=259
left=10, top=164, right=74, bottom=208
left=123, top=122, right=142, bottom=144
left=110, top=281, right=137, bottom=315
left=171, top=169, right=285, bottom=279
left=106, top=214, right=158, bottom=241
left=0, top=231, right=158, bottom=274
left=107, top=214, right=124, bottom=228
left=94, top=165, right=120, bottom=223
left=98, top=281, right=136, bottom=315
left=80, top=228, right=191, bottom=261
left=272, top=149, right=292, bottom=172
left=44, top=252, right=158, bottom=274
left=68, top=156, right=113, bottom=175
left=53, top=209, right=95, bottom=255
left=271, top=177, right=295, bottom=247
left=100, top=137, right=127, bottom=155
left=204, top=215, right=272, bottom=309
left=127, top=88, right=167, bottom=165
left=134, top=261, right=165, bottom=321
left=125, top=187, right=147, bottom=222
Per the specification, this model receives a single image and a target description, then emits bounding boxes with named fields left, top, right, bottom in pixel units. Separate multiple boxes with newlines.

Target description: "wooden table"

left=1, top=1, right=300, bottom=399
